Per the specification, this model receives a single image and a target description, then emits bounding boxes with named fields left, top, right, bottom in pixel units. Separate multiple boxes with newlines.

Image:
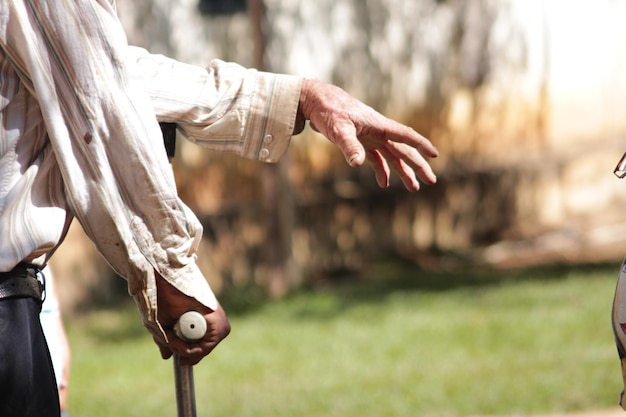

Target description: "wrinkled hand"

left=154, top=275, right=231, bottom=366
left=295, top=79, right=439, bottom=191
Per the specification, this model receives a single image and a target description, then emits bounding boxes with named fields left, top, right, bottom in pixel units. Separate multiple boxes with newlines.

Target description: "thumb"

left=329, top=121, right=365, bottom=167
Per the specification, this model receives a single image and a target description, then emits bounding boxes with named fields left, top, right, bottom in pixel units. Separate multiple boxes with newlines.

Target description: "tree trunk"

left=249, top=0, right=296, bottom=298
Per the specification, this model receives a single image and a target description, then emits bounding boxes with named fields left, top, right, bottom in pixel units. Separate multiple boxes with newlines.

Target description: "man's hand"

left=154, top=275, right=230, bottom=366
left=295, top=79, right=438, bottom=191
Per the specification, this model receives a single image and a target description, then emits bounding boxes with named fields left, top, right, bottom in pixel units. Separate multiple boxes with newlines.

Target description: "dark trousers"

left=0, top=297, right=60, bottom=417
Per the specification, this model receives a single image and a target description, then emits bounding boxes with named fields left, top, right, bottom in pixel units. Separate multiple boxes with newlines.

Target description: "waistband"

left=0, top=263, right=44, bottom=301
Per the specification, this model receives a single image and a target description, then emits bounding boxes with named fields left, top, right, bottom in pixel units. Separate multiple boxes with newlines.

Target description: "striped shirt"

left=0, top=0, right=302, bottom=337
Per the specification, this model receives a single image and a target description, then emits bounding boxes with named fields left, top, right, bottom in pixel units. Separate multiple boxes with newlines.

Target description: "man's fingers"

left=329, top=124, right=436, bottom=189
left=164, top=329, right=207, bottom=365
left=385, top=141, right=437, bottom=185
left=382, top=121, right=439, bottom=159
left=158, top=305, right=230, bottom=366
left=366, top=149, right=390, bottom=188
left=378, top=147, right=420, bottom=191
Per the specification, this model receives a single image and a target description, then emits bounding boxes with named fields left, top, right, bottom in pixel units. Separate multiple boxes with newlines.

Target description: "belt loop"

left=21, top=262, right=45, bottom=302
left=37, top=267, right=47, bottom=304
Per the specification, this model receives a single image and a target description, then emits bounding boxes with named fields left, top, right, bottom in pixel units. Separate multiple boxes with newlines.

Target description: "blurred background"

left=49, top=1, right=626, bottom=415
left=51, top=0, right=626, bottom=310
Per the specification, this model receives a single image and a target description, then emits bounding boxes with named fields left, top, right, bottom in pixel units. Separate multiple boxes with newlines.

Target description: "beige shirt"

left=0, top=0, right=302, bottom=338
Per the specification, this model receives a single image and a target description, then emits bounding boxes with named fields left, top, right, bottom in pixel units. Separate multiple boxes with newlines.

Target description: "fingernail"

left=348, top=153, right=362, bottom=166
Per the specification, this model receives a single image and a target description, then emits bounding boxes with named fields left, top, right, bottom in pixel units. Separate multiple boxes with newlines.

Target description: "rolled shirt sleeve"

left=0, top=0, right=302, bottom=346
left=0, top=0, right=219, bottom=343
left=128, top=47, right=303, bottom=163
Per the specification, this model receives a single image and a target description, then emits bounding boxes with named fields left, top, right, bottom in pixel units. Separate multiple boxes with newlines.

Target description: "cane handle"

left=174, top=311, right=207, bottom=342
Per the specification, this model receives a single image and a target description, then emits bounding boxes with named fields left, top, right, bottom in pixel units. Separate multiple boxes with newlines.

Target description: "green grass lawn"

left=66, top=262, right=624, bottom=417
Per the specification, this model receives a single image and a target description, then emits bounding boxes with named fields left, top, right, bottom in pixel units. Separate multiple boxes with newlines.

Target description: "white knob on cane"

left=173, top=311, right=205, bottom=417
left=174, top=311, right=207, bottom=342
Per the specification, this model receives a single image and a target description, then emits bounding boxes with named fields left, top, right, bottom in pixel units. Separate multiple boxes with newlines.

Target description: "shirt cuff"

left=240, top=72, right=303, bottom=163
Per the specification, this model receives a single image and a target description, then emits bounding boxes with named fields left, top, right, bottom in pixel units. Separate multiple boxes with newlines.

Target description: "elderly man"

left=0, top=1, right=438, bottom=416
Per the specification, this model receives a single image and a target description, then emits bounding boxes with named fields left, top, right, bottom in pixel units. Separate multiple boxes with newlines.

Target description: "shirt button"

left=264, top=134, right=273, bottom=143
left=259, top=148, right=270, bottom=159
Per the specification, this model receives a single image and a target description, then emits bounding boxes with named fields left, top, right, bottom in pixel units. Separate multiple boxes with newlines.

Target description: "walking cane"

left=160, top=122, right=205, bottom=417
left=173, top=311, right=207, bottom=417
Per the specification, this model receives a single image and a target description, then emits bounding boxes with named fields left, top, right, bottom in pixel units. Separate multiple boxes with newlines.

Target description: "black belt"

left=0, top=263, right=44, bottom=301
